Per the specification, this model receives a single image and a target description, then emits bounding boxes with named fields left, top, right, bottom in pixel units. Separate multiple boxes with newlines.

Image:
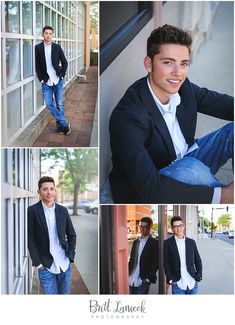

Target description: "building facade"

left=1, top=1, right=90, bottom=146
left=1, top=148, right=40, bottom=294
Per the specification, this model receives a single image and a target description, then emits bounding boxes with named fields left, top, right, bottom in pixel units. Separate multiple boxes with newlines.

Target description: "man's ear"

left=144, top=56, right=152, bottom=73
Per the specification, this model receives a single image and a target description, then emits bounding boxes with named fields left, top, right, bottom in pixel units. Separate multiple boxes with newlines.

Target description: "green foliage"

left=41, top=148, right=98, bottom=195
left=90, top=1, right=98, bottom=32
left=216, top=214, right=232, bottom=228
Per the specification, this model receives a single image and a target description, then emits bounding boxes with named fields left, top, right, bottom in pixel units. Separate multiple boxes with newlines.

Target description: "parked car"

left=68, top=199, right=93, bottom=210
left=228, top=230, right=234, bottom=238
left=85, top=199, right=99, bottom=214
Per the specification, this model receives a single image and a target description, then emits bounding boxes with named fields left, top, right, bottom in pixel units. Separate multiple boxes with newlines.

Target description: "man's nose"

left=171, top=65, right=182, bottom=76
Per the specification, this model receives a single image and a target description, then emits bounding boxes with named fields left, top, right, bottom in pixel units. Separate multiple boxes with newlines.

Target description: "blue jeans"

left=159, top=123, right=233, bottom=187
left=38, top=264, right=72, bottom=294
left=42, top=79, right=68, bottom=127
left=129, top=281, right=151, bottom=294
left=172, top=282, right=198, bottom=295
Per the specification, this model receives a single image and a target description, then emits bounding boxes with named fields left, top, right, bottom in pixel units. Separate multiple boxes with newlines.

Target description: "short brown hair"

left=43, top=26, right=53, bottom=33
left=38, top=176, right=55, bottom=189
left=171, top=216, right=183, bottom=227
left=147, top=24, right=192, bottom=60
left=140, top=216, right=153, bottom=227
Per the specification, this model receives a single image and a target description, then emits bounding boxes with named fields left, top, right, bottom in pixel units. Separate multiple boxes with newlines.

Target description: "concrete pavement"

left=189, top=2, right=234, bottom=184
left=197, top=237, right=234, bottom=294
left=71, top=211, right=98, bottom=294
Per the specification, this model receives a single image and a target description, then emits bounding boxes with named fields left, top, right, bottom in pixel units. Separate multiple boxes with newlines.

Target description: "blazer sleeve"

left=192, top=82, right=234, bottom=121
left=146, top=238, right=159, bottom=281
left=163, top=240, right=173, bottom=283
left=110, top=106, right=214, bottom=203
left=65, top=209, right=76, bottom=262
left=35, top=45, right=43, bottom=82
left=59, top=46, right=68, bottom=78
left=193, top=240, right=202, bottom=281
left=27, top=206, right=42, bottom=267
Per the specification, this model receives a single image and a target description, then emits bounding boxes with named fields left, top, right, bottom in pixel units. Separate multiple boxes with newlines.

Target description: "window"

left=22, top=1, right=32, bottom=35
left=36, top=2, right=43, bottom=36
left=23, top=40, right=33, bottom=78
left=100, top=1, right=153, bottom=73
left=5, top=1, right=20, bottom=33
left=23, top=81, right=34, bottom=123
left=7, top=89, right=21, bottom=138
left=6, top=39, right=20, bottom=86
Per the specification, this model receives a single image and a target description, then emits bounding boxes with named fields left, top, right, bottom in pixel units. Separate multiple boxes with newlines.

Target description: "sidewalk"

left=197, top=238, right=234, bottom=294
left=189, top=2, right=233, bottom=184
left=33, top=66, right=98, bottom=147
left=70, top=212, right=98, bottom=294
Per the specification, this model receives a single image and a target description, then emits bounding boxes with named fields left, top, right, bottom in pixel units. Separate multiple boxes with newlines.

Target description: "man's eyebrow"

left=160, top=57, right=190, bottom=62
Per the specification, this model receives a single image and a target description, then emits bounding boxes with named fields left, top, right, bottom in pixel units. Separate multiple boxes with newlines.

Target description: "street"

left=215, top=233, right=234, bottom=246
left=70, top=209, right=98, bottom=294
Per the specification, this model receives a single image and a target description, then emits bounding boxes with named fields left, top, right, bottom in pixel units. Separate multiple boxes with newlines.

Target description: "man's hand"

left=220, top=182, right=234, bottom=203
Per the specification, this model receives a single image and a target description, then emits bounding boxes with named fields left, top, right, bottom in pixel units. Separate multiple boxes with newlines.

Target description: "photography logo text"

left=89, top=299, right=147, bottom=319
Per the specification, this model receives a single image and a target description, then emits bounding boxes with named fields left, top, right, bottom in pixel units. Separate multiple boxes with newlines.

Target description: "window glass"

left=6, top=39, right=20, bottom=86
left=52, top=11, right=56, bottom=36
left=45, top=7, right=50, bottom=25
left=22, top=1, right=32, bottom=34
left=7, top=88, right=21, bottom=138
left=5, top=1, right=20, bottom=33
left=36, top=2, right=43, bottom=36
left=23, top=82, right=34, bottom=122
left=36, top=79, right=44, bottom=110
left=23, top=40, right=33, bottom=78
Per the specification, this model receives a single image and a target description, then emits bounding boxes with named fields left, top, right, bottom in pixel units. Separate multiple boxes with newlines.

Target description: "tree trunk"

left=72, top=184, right=79, bottom=215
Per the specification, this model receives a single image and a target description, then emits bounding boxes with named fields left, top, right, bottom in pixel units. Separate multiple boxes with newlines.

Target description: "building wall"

left=1, top=148, right=40, bottom=294
left=1, top=1, right=89, bottom=146
left=127, top=205, right=152, bottom=235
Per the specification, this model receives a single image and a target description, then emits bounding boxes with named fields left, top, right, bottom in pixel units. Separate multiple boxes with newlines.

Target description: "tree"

left=217, top=214, right=232, bottom=228
left=41, top=149, right=98, bottom=215
left=90, top=1, right=98, bottom=32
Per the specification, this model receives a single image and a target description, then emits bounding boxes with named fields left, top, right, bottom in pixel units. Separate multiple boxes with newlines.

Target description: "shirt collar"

left=147, top=77, right=181, bottom=115
left=41, top=201, right=55, bottom=211
left=139, top=235, right=149, bottom=243
left=174, top=235, right=185, bottom=242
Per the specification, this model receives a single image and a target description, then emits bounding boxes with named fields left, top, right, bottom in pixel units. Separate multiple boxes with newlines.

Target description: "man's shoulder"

left=28, top=201, right=41, bottom=211
left=55, top=203, right=69, bottom=213
left=185, top=237, right=196, bottom=244
left=35, top=42, right=43, bottom=49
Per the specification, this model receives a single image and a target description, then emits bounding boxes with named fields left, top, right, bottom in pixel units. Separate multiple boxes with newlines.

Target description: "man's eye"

left=163, top=61, right=171, bottom=65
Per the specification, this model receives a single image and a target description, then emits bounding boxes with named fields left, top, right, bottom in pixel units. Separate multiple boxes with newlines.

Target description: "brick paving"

left=33, top=66, right=98, bottom=147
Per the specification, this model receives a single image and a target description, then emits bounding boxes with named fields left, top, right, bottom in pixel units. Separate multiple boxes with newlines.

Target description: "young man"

left=163, top=216, right=202, bottom=295
left=28, top=176, right=76, bottom=294
left=109, top=24, right=234, bottom=204
left=129, top=217, right=159, bottom=294
left=35, top=26, right=71, bottom=135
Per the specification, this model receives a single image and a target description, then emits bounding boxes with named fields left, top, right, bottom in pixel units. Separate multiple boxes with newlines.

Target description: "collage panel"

left=1, top=1, right=98, bottom=147
left=100, top=204, right=234, bottom=295
left=99, top=1, right=234, bottom=205
left=1, top=147, right=98, bottom=294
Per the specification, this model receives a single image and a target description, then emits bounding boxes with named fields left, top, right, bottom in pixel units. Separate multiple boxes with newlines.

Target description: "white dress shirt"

left=42, top=202, right=70, bottom=274
left=44, top=43, right=59, bottom=86
left=129, top=236, right=149, bottom=287
left=147, top=78, right=221, bottom=203
left=175, top=236, right=196, bottom=290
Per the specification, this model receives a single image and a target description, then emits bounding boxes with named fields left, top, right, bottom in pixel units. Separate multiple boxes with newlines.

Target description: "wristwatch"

left=169, top=280, right=173, bottom=285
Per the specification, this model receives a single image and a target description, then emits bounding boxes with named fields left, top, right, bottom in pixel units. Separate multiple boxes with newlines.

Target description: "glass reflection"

left=6, top=39, right=20, bottom=86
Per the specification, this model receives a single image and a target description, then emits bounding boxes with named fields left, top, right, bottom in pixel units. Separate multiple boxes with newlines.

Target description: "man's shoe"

left=63, top=123, right=71, bottom=135
left=57, top=126, right=64, bottom=134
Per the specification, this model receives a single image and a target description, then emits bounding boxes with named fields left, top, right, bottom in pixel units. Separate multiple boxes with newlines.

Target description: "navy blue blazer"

left=109, top=76, right=233, bottom=203
left=35, top=42, right=68, bottom=83
left=129, top=236, right=159, bottom=284
left=28, top=201, right=76, bottom=268
left=163, top=236, right=202, bottom=283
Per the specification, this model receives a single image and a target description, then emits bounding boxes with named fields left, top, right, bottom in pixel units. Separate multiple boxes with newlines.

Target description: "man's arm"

left=65, top=209, right=76, bottom=262
left=192, top=82, right=234, bottom=121
left=193, top=241, right=202, bottom=281
left=163, top=240, right=174, bottom=284
left=59, top=46, right=68, bottom=78
left=110, top=107, right=214, bottom=203
left=35, top=45, right=43, bottom=82
left=220, top=182, right=234, bottom=203
left=27, top=206, right=42, bottom=267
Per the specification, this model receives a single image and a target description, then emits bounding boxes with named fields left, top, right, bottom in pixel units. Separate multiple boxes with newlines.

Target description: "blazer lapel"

left=55, top=204, right=61, bottom=238
left=40, top=42, right=47, bottom=69
left=37, top=201, right=49, bottom=240
left=171, top=236, right=181, bottom=266
left=140, top=77, right=177, bottom=160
